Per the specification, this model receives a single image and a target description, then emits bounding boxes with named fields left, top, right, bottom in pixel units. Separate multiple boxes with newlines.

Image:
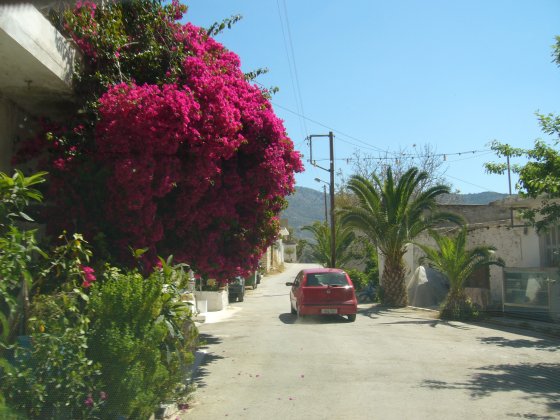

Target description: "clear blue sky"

left=185, top=0, right=560, bottom=194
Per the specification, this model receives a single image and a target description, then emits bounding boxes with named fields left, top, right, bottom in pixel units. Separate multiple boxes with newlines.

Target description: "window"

left=541, top=225, right=560, bottom=266
left=305, top=273, right=349, bottom=287
left=293, top=272, right=302, bottom=287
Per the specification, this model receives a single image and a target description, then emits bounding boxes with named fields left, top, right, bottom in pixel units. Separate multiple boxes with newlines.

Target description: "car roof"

left=301, top=268, right=346, bottom=274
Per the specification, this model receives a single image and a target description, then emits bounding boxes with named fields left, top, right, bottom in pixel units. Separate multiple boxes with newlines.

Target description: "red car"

left=286, top=268, right=358, bottom=322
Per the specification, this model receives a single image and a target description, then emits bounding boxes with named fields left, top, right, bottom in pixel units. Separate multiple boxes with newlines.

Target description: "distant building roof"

left=489, top=195, right=560, bottom=209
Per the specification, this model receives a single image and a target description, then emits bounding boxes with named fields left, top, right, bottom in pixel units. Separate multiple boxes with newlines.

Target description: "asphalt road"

left=182, top=263, right=560, bottom=420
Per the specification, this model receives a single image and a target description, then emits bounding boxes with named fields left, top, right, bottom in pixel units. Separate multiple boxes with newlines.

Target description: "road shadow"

left=278, top=313, right=353, bottom=324
left=357, top=304, right=470, bottom=329
left=478, top=335, right=559, bottom=352
left=358, top=304, right=437, bottom=319
left=278, top=313, right=297, bottom=324
left=357, top=304, right=391, bottom=318
left=422, top=362, right=560, bottom=415
left=197, top=333, right=222, bottom=346
left=377, top=319, right=467, bottom=329
left=475, top=317, right=560, bottom=338
left=190, top=333, right=225, bottom=389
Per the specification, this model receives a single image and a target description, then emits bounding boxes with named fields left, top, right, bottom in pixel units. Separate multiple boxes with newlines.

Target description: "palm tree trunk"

left=440, top=288, right=480, bottom=320
left=381, top=258, right=408, bottom=307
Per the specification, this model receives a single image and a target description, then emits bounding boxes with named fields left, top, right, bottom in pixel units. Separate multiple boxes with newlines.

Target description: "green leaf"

left=0, top=357, right=14, bottom=374
left=0, top=312, right=9, bottom=342
left=18, top=211, right=34, bottom=221
left=130, top=247, right=148, bottom=259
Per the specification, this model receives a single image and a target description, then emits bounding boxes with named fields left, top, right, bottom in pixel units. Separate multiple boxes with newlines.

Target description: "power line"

left=445, top=150, right=495, bottom=163
left=256, top=85, right=496, bottom=164
left=276, top=0, right=308, bottom=139
left=282, top=0, right=308, bottom=140
left=269, top=100, right=389, bottom=154
left=312, top=149, right=493, bottom=162
left=334, top=136, right=391, bottom=153
left=445, top=174, right=494, bottom=192
left=257, top=85, right=391, bottom=154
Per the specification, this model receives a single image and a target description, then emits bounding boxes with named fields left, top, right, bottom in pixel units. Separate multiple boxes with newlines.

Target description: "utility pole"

left=322, top=184, right=328, bottom=224
left=308, top=131, right=336, bottom=268
left=328, top=131, right=336, bottom=268
left=507, top=154, right=513, bottom=227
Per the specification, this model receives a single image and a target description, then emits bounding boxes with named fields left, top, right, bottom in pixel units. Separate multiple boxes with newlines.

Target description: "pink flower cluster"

left=80, top=265, right=96, bottom=288
left=84, top=390, right=106, bottom=408
left=64, top=1, right=99, bottom=60
left=15, top=1, right=303, bottom=281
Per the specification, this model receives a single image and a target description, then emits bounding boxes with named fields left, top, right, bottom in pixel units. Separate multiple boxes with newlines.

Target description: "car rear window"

left=305, top=272, right=349, bottom=287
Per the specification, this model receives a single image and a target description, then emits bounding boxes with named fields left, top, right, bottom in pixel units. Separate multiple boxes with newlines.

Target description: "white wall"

left=283, top=243, right=297, bottom=262
left=467, top=225, right=540, bottom=304
left=273, top=239, right=284, bottom=267
left=400, top=224, right=542, bottom=305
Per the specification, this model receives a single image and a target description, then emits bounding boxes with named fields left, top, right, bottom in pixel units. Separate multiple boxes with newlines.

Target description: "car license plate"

left=321, top=309, right=337, bottom=314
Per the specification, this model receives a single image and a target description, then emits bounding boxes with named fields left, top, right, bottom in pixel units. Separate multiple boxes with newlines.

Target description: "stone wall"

left=437, top=204, right=512, bottom=225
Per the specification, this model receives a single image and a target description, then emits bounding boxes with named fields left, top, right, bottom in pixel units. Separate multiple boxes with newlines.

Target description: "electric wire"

left=445, top=174, right=495, bottom=192
left=445, top=150, right=495, bottom=163
left=282, top=0, right=308, bottom=138
left=256, top=84, right=500, bottom=191
left=276, top=0, right=303, bottom=138
left=276, top=0, right=308, bottom=140
left=311, top=149, right=493, bottom=162
left=269, top=99, right=389, bottom=154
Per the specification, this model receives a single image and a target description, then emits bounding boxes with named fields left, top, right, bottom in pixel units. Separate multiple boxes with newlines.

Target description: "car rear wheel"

left=291, top=303, right=297, bottom=315
left=347, top=314, right=356, bottom=322
left=238, top=293, right=244, bottom=302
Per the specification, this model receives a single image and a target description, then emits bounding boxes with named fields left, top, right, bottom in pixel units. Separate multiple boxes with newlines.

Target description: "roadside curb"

left=480, top=316, right=560, bottom=338
left=193, top=314, right=206, bottom=325
left=407, top=305, right=439, bottom=313
left=408, top=305, right=560, bottom=338
left=194, top=305, right=242, bottom=327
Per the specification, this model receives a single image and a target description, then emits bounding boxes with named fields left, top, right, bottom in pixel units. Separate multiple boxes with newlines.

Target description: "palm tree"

left=302, top=221, right=356, bottom=268
left=415, top=226, right=505, bottom=320
left=339, top=167, right=461, bottom=307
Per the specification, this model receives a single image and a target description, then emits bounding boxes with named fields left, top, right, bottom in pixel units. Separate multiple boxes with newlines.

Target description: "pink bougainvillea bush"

left=14, top=0, right=302, bottom=280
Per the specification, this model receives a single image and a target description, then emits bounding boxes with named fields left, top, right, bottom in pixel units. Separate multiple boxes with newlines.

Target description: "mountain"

left=281, top=187, right=327, bottom=240
left=281, top=187, right=510, bottom=240
left=440, top=191, right=508, bottom=205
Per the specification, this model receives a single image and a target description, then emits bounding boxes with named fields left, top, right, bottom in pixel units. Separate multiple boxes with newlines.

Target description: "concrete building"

left=260, top=227, right=290, bottom=273
left=0, top=3, right=80, bottom=173
left=388, top=198, right=560, bottom=321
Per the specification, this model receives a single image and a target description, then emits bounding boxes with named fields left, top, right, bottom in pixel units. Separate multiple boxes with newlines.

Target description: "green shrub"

left=345, top=269, right=369, bottom=291
left=1, top=292, right=102, bottom=419
left=87, top=268, right=196, bottom=418
left=0, top=392, right=25, bottom=420
left=0, top=171, right=48, bottom=352
left=1, top=170, right=197, bottom=418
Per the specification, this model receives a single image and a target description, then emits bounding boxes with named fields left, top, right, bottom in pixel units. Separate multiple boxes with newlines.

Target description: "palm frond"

left=302, top=221, right=356, bottom=267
